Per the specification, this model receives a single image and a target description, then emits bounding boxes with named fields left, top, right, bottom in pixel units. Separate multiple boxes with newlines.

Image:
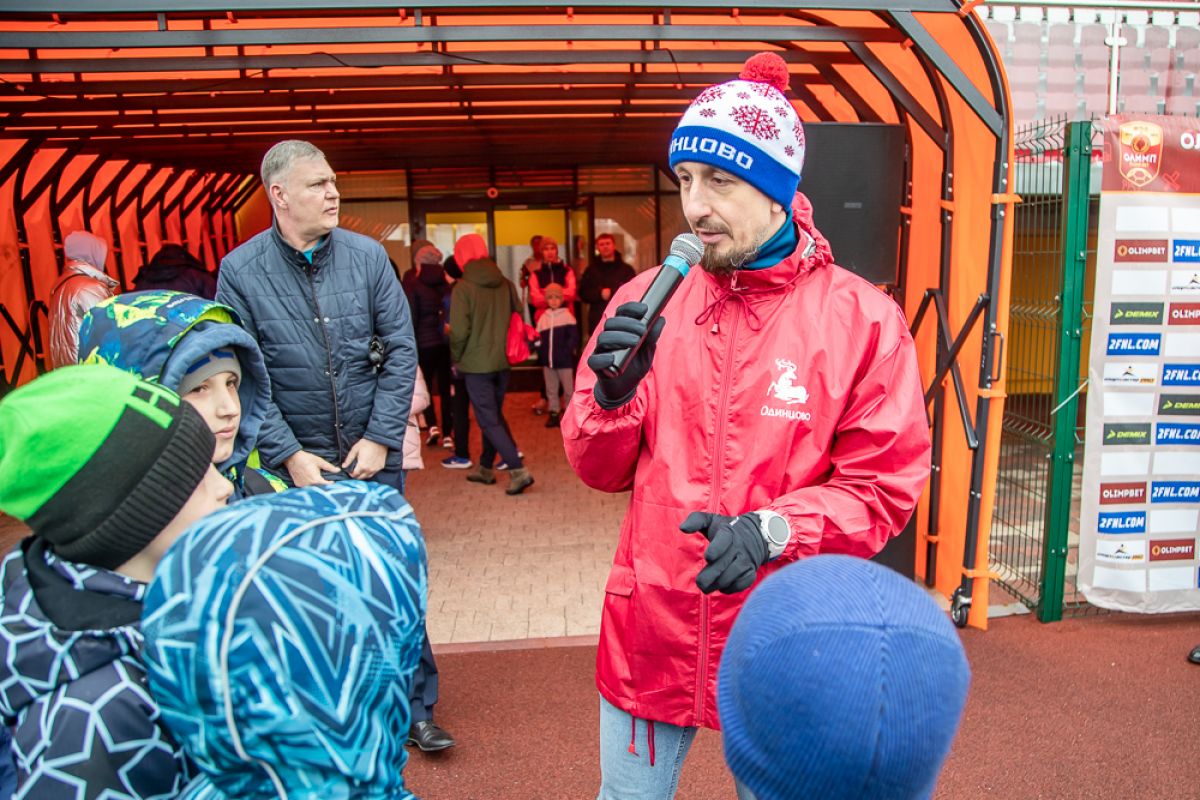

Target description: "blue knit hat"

left=718, top=556, right=970, bottom=800
left=669, top=52, right=805, bottom=207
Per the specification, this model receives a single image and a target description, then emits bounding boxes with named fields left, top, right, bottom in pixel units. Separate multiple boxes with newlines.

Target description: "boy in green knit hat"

left=0, top=364, right=233, bottom=799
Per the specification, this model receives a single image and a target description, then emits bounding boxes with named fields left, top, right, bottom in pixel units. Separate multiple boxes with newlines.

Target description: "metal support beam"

left=889, top=10, right=1004, bottom=137
left=1, top=24, right=903, bottom=49
left=0, top=0, right=960, bottom=13
left=1, top=47, right=862, bottom=74
left=846, top=41, right=945, bottom=148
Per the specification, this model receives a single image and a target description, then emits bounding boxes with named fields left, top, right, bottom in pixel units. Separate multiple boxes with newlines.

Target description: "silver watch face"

left=765, top=515, right=789, bottom=546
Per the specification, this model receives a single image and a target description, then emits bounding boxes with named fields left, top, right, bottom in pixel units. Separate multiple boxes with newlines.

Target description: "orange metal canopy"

left=0, top=1, right=1014, bottom=628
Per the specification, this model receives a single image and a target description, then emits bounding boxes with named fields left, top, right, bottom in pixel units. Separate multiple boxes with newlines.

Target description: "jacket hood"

left=790, top=192, right=833, bottom=270
left=64, top=230, right=108, bottom=270
left=76, top=290, right=270, bottom=476
left=142, top=481, right=426, bottom=800
left=137, top=244, right=205, bottom=282
left=463, top=257, right=505, bottom=288
left=0, top=542, right=142, bottom=722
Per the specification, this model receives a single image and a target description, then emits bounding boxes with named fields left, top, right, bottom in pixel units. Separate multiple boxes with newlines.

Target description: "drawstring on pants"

left=627, top=716, right=657, bottom=766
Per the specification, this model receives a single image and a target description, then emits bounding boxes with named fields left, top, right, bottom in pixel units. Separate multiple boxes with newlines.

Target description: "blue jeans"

left=463, top=371, right=522, bottom=469
left=597, top=695, right=755, bottom=800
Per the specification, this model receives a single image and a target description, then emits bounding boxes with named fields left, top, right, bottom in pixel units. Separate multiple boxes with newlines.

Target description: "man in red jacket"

left=563, top=52, right=932, bottom=799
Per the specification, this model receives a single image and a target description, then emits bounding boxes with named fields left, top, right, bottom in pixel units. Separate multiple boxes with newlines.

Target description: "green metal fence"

left=989, top=117, right=1099, bottom=622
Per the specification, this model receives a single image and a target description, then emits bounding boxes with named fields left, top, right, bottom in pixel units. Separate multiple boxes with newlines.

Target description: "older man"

left=217, top=141, right=455, bottom=752
left=564, top=53, right=931, bottom=798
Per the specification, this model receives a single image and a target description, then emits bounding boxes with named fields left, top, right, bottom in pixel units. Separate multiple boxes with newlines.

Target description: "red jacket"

left=563, top=194, right=931, bottom=729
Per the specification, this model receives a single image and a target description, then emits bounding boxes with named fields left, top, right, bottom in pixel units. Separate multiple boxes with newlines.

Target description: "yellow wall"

left=494, top=208, right=565, bottom=247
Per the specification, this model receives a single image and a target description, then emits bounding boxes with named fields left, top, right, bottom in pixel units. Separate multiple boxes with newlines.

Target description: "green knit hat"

left=0, top=364, right=215, bottom=570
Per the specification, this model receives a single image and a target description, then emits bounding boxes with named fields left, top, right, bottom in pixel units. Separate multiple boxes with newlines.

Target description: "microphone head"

left=669, top=233, right=704, bottom=267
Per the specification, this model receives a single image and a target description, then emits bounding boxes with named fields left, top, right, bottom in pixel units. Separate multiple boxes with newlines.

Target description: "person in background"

left=578, top=233, right=636, bottom=337
left=132, top=243, right=217, bottom=299
left=77, top=290, right=278, bottom=500
left=47, top=230, right=116, bottom=369
left=528, top=235, right=578, bottom=323
left=215, top=140, right=417, bottom=494
left=719, top=556, right=970, bottom=800
left=535, top=282, right=579, bottom=429
left=407, top=242, right=455, bottom=450
left=449, top=233, right=534, bottom=495
left=565, top=52, right=930, bottom=798
left=440, top=252, right=475, bottom=470
left=142, top=481, right=427, bottom=799
left=0, top=365, right=233, bottom=799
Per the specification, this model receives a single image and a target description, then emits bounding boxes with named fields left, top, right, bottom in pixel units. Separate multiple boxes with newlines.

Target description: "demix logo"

left=1118, top=120, right=1164, bottom=188
left=761, top=358, right=812, bottom=421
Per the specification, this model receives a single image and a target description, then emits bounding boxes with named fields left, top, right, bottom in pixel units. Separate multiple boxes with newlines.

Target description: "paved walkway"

left=406, top=390, right=626, bottom=647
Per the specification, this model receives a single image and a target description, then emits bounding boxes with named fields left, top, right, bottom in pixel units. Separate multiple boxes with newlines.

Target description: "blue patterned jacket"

left=142, top=481, right=427, bottom=799
left=0, top=540, right=189, bottom=799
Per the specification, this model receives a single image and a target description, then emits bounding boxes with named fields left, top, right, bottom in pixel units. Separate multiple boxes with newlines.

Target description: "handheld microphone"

left=601, top=233, right=704, bottom=379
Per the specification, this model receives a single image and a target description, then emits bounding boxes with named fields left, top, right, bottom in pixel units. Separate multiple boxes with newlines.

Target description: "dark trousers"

left=451, top=374, right=471, bottom=459
left=418, top=344, right=453, bottom=434
left=409, top=624, right=440, bottom=722
left=464, top=371, right=522, bottom=469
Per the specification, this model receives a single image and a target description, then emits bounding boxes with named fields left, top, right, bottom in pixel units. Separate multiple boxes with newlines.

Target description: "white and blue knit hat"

left=718, top=555, right=971, bottom=800
left=669, top=52, right=805, bottom=208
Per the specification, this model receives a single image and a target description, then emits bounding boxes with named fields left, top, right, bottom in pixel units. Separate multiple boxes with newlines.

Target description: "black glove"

left=679, top=512, right=769, bottom=594
left=587, top=302, right=666, bottom=410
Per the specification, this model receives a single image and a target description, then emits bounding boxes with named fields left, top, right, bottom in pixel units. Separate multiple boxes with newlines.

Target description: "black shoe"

left=545, top=411, right=560, bottom=428
left=1189, top=644, right=1200, bottom=665
left=407, top=720, right=456, bottom=752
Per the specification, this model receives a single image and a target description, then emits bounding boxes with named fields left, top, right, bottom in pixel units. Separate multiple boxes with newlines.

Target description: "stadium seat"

left=1165, top=94, right=1199, bottom=115
left=1080, top=23, right=1109, bottom=48
left=1121, top=93, right=1162, bottom=114
left=1044, top=91, right=1081, bottom=118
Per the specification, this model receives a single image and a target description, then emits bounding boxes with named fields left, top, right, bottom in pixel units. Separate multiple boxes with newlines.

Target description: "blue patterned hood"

left=142, top=482, right=427, bottom=799
left=77, top=290, right=270, bottom=478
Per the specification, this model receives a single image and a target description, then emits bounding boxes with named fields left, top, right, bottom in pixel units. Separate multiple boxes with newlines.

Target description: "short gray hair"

left=260, top=140, right=326, bottom=189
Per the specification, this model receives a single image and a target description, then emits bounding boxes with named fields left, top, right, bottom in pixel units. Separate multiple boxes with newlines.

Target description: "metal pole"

left=1038, top=120, right=1091, bottom=623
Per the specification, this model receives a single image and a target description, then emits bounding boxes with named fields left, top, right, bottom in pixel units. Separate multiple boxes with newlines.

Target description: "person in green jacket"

left=448, top=234, right=534, bottom=495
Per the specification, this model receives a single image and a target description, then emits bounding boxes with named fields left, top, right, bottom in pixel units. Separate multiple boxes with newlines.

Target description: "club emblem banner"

left=1079, top=114, right=1200, bottom=612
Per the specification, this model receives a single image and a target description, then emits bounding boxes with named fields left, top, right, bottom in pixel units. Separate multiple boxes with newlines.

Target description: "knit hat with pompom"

left=668, top=52, right=805, bottom=207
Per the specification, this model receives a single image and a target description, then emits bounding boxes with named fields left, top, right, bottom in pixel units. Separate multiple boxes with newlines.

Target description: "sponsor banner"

left=1148, top=566, right=1195, bottom=592
left=1106, top=332, right=1161, bottom=356
left=1102, top=115, right=1200, bottom=193
left=1115, top=240, right=1169, bottom=262
left=1173, top=240, right=1200, bottom=263
left=1099, top=451, right=1151, bottom=476
left=1157, top=393, right=1200, bottom=415
left=1153, top=452, right=1200, bottom=475
left=1149, top=509, right=1199, bottom=533
left=1170, top=270, right=1200, bottom=294
left=1155, top=421, right=1200, bottom=444
left=1169, top=303, right=1200, bottom=325
left=1162, top=363, right=1200, bottom=386
left=1097, top=511, right=1147, bottom=534
left=1096, top=539, right=1147, bottom=562
left=1149, top=538, right=1195, bottom=561
left=1083, top=115, right=1200, bottom=614
left=1150, top=481, right=1200, bottom=503
left=1102, top=363, right=1158, bottom=385
left=1099, top=481, right=1148, bottom=504
left=1112, top=270, right=1166, bottom=295
left=1111, top=301, right=1165, bottom=325
left=1104, top=422, right=1153, bottom=445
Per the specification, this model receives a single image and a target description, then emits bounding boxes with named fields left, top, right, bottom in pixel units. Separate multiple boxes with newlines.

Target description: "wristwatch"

left=753, top=510, right=791, bottom=560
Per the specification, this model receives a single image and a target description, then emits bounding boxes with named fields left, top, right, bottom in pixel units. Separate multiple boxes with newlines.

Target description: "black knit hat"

left=0, top=364, right=216, bottom=570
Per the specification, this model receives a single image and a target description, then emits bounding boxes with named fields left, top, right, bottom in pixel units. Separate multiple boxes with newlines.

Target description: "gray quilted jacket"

left=217, top=225, right=416, bottom=471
